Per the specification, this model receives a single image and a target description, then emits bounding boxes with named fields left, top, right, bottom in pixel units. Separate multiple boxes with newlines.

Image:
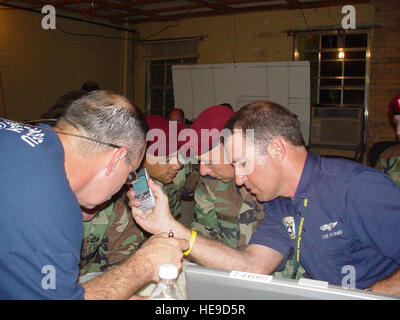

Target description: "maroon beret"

left=389, top=94, right=400, bottom=117
left=184, top=105, right=235, bottom=155
left=145, top=114, right=185, bottom=157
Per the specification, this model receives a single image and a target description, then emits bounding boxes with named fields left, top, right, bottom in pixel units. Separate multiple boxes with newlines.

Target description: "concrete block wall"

left=368, top=0, right=400, bottom=153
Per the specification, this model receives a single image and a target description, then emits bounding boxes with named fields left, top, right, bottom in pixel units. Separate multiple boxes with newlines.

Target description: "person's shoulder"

left=200, top=176, right=233, bottom=195
left=318, top=155, right=373, bottom=180
left=1, top=121, right=63, bottom=163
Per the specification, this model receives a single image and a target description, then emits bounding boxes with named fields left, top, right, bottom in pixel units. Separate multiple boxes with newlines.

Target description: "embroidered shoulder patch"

left=282, top=216, right=296, bottom=240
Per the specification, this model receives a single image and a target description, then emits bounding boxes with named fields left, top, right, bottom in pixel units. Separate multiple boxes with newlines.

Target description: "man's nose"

left=173, top=159, right=182, bottom=170
left=235, top=172, right=246, bottom=186
left=200, top=163, right=210, bottom=176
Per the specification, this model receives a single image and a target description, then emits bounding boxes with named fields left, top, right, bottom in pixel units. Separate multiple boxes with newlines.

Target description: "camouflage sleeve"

left=273, top=254, right=307, bottom=280
left=162, top=184, right=181, bottom=218
left=161, top=165, right=190, bottom=218
left=97, top=200, right=146, bottom=271
left=375, top=144, right=400, bottom=188
left=80, top=192, right=147, bottom=277
left=191, top=178, right=221, bottom=241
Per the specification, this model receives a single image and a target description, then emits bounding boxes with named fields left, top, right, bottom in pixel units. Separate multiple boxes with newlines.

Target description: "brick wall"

left=367, top=0, right=400, bottom=155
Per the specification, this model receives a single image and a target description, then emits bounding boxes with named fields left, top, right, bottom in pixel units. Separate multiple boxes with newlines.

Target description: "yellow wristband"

left=183, top=230, right=197, bottom=256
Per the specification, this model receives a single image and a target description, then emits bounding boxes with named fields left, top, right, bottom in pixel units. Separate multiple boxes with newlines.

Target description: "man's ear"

left=268, top=138, right=286, bottom=161
left=105, top=147, right=128, bottom=176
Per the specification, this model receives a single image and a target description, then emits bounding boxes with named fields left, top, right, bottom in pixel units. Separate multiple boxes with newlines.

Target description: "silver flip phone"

left=132, top=168, right=155, bottom=211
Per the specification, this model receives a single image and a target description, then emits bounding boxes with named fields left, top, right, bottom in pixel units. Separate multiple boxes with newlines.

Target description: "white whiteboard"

left=172, top=61, right=310, bottom=144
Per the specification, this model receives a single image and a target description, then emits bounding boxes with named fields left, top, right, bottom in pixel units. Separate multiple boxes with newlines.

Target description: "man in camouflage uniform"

left=143, top=114, right=194, bottom=218
left=188, top=105, right=304, bottom=279
left=376, top=144, right=400, bottom=187
left=193, top=174, right=264, bottom=249
left=375, top=93, right=400, bottom=188
left=79, top=115, right=192, bottom=280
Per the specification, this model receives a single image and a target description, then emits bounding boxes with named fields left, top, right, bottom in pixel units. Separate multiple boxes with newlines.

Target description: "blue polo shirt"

left=0, top=120, right=84, bottom=299
left=250, top=152, right=400, bottom=289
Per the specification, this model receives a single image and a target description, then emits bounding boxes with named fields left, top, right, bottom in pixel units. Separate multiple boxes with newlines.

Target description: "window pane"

left=344, top=78, right=365, bottom=87
left=165, top=64, right=173, bottom=88
left=310, top=78, right=318, bottom=107
left=344, top=61, right=365, bottom=77
left=298, top=35, right=319, bottom=51
left=321, top=35, right=338, bottom=49
left=320, top=89, right=341, bottom=104
left=344, top=51, right=366, bottom=59
left=320, top=61, right=342, bottom=77
left=148, top=57, right=197, bottom=116
left=320, top=79, right=342, bottom=86
left=345, top=34, right=367, bottom=48
left=299, top=52, right=318, bottom=79
left=343, top=90, right=364, bottom=105
left=151, top=63, right=164, bottom=87
left=165, top=89, right=175, bottom=117
left=151, top=89, right=164, bottom=113
left=321, top=51, right=340, bottom=60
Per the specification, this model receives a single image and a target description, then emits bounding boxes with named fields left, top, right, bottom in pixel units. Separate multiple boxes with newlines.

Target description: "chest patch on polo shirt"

left=320, top=221, right=343, bottom=239
left=282, top=216, right=296, bottom=239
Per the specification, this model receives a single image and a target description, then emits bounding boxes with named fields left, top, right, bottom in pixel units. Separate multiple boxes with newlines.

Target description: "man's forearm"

left=82, top=251, right=152, bottom=300
left=173, top=223, right=271, bottom=274
left=371, top=268, right=400, bottom=296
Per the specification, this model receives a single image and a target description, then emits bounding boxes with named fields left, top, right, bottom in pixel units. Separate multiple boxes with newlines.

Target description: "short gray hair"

left=59, top=90, right=147, bottom=160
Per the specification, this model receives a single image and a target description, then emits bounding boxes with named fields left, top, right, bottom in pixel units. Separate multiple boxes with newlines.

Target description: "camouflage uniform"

left=79, top=165, right=192, bottom=278
left=375, top=143, right=400, bottom=188
left=156, top=164, right=193, bottom=218
left=192, top=175, right=264, bottom=249
left=181, top=163, right=200, bottom=199
left=79, top=187, right=146, bottom=279
left=192, top=175, right=306, bottom=279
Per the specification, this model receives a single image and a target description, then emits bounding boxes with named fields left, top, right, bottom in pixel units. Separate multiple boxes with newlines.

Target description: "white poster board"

left=172, top=61, right=310, bottom=144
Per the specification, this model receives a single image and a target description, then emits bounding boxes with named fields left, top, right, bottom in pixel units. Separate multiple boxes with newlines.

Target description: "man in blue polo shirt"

left=0, top=91, right=188, bottom=299
left=223, top=101, right=400, bottom=293
left=130, top=100, right=400, bottom=296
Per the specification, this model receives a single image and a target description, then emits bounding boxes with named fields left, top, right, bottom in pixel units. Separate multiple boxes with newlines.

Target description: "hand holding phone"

left=132, top=168, right=155, bottom=211
left=129, top=177, right=178, bottom=235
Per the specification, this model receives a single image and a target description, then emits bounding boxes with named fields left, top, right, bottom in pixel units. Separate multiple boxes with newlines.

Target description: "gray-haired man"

left=0, top=91, right=187, bottom=299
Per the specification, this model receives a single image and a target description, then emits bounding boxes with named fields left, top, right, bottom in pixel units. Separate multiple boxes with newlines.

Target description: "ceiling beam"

left=2, top=0, right=374, bottom=25
left=185, top=0, right=235, bottom=14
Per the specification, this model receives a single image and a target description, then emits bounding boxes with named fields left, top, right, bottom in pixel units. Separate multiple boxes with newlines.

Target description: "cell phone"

left=131, top=168, right=155, bottom=211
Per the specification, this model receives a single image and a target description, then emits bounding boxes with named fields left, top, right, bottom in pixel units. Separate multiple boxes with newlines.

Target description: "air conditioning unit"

left=310, top=106, right=364, bottom=147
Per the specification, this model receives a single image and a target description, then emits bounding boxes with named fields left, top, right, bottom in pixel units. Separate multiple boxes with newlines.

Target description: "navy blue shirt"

left=250, top=152, right=400, bottom=289
left=0, top=120, right=84, bottom=299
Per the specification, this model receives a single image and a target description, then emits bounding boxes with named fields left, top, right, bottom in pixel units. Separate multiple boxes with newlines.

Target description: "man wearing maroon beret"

left=143, top=114, right=192, bottom=218
left=186, top=106, right=263, bottom=244
left=183, top=105, right=304, bottom=278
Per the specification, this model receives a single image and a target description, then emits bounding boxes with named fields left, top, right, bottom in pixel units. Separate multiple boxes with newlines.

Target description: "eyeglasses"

left=125, top=171, right=138, bottom=185
left=2, top=118, right=138, bottom=185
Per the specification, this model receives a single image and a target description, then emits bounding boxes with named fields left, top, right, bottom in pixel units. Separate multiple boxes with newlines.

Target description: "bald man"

left=169, top=108, right=186, bottom=126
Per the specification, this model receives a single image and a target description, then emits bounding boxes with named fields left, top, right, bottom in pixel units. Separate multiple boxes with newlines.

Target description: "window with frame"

left=147, top=58, right=197, bottom=118
left=145, top=39, right=199, bottom=118
left=294, top=30, right=370, bottom=108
